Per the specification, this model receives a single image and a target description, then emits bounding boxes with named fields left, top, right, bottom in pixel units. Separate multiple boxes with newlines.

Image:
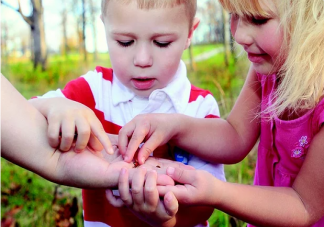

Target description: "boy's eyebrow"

left=111, top=31, right=136, bottom=37
left=111, top=30, right=177, bottom=37
left=151, top=32, right=177, bottom=37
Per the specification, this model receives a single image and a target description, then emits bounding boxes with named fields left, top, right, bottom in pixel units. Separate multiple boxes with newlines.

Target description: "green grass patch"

left=182, top=43, right=222, bottom=60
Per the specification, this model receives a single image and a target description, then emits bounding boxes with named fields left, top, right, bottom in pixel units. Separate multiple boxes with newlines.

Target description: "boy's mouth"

left=131, top=78, right=155, bottom=90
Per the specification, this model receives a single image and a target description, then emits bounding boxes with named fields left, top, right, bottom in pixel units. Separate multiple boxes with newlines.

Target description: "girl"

left=118, top=0, right=324, bottom=226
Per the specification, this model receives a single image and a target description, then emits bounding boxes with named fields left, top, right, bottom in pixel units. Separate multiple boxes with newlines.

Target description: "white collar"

left=111, top=60, right=191, bottom=114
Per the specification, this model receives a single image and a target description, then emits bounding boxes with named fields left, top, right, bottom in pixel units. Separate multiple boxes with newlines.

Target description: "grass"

left=1, top=43, right=255, bottom=227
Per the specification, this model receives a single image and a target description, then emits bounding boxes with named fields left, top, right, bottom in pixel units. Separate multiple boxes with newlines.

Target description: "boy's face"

left=102, top=1, right=196, bottom=97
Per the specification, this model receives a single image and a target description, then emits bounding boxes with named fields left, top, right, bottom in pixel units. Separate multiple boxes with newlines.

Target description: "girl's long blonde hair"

left=275, top=0, right=324, bottom=116
left=220, top=0, right=324, bottom=117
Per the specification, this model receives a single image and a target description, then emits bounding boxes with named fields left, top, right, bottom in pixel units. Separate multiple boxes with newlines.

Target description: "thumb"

left=166, top=167, right=193, bottom=185
left=156, top=174, right=175, bottom=186
left=137, top=140, right=159, bottom=165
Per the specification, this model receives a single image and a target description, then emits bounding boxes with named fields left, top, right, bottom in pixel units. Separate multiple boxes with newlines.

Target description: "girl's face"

left=230, top=0, right=283, bottom=75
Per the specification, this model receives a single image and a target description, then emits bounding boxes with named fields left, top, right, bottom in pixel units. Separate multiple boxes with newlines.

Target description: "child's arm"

left=159, top=127, right=324, bottom=226
left=119, top=66, right=261, bottom=164
left=29, top=97, right=113, bottom=154
left=107, top=166, right=214, bottom=227
left=1, top=75, right=123, bottom=188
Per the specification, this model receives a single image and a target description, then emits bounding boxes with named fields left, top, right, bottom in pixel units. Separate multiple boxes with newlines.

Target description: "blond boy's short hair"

left=101, top=0, right=197, bottom=28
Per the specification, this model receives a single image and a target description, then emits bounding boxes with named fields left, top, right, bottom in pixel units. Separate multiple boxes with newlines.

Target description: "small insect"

left=132, top=160, right=140, bottom=168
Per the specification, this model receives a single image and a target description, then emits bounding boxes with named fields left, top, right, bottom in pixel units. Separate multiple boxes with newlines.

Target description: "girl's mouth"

left=247, top=53, right=267, bottom=63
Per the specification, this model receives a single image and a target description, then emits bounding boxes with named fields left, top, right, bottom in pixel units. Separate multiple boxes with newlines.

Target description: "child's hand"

left=106, top=167, right=179, bottom=226
left=118, top=113, right=177, bottom=164
left=32, top=97, right=113, bottom=154
left=157, top=167, right=219, bottom=206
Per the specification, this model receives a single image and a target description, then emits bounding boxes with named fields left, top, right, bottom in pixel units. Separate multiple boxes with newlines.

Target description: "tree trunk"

left=81, top=0, right=87, bottom=62
left=88, top=0, right=98, bottom=61
left=222, top=8, right=230, bottom=67
left=1, top=0, right=48, bottom=70
left=61, top=6, right=69, bottom=56
left=1, top=21, right=9, bottom=65
left=32, top=0, right=47, bottom=70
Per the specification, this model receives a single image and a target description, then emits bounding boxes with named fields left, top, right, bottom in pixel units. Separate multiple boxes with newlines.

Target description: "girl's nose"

left=232, top=19, right=253, bottom=47
left=133, top=44, right=153, bottom=68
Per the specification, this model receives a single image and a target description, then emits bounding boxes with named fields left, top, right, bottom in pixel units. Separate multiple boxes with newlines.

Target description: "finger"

left=156, top=174, right=175, bottom=186
left=166, top=167, right=192, bottom=184
left=158, top=159, right=195, bottom=170
left=47, top=118, right=61, bottom=148
left=118, top=122, right=136, bottom=157
left=74, top=118, right=91, bottom=152
left=88, top=134, right=103, bottom=151
left=122, top=124, right=150, bottom=163
left=105, top=189, right=124, bottom=207
left=87, top=146, right=104, bottom=158
left=131, top=167, right=146, bottom=208
left=157, top=184, right=187, bottom=200
left=60, top=119, right=76, bottom=151
left=163, top=191, right=179, bottom=217
left=137, top=134, right=164, bottom=165
left=118, top=168, right=133, bottom=206
left=144, top=170, right=159, bottom=209
left=91, top=121, right=114, bottom=154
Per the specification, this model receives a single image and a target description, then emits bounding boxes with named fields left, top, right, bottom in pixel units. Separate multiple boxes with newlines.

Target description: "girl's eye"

left=250, top=16, right=269, bottom=25
left=117, top=40, right=134, bottom=47
left=153, top=40, right=171, bottom=48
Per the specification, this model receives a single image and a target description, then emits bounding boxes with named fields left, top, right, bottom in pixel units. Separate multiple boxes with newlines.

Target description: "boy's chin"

left=132, top=89, right=152, bottom=98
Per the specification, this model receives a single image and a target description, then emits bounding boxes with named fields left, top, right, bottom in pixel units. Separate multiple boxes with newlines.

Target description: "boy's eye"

left=153, top=40, right=171, bottom=48
left=117, top=40, right=134, bottom=47
left=250, top=16, right=269, bottom=25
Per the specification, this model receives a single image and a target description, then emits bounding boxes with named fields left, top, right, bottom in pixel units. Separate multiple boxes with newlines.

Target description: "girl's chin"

left=252, top=64, right=277, bottom=75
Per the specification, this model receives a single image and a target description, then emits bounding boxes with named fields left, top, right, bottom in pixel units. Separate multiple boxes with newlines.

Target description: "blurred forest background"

left=1, top=0, right=256, bottom=226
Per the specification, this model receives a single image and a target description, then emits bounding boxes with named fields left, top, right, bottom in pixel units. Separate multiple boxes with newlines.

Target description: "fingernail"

left=151, top=170, right=157, bottom=175
left=74, top=148, right=82, bottom=153
left=108, top=148, right=114, bottom=154
left=167, top=167, right=175, bottom=175
left=165, top=192, right=173, bottom=203
left=121, top=168, right=127, bottom=174
left=140, top=158, right=145, bottom=164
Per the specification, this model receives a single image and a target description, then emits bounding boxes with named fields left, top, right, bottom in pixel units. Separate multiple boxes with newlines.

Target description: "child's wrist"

left=172, top=114, right=188, bottom=143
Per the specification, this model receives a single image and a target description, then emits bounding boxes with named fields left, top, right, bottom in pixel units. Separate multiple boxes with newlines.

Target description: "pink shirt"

left=251, top=74, right=324, bottom=226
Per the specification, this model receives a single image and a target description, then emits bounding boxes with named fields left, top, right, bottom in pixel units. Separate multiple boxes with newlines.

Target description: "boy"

left=31, top=0, right=225, bottom=226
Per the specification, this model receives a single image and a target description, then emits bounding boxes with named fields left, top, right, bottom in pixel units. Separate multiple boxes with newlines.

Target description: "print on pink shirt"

left=291, top=136, right=309, bottom=159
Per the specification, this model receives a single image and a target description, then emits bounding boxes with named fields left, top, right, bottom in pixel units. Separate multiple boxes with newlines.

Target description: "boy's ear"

left=185, top=17, right=200, bottom=49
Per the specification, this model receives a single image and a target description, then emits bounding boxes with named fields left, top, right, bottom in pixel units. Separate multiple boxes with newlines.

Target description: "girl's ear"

left=185, top=17, right=200, bottom=49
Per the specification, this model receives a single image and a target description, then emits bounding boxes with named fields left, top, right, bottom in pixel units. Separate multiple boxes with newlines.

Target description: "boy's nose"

left=133, top=45, right=153, bottom=68
left=232, top=20, right=253, bottom=47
